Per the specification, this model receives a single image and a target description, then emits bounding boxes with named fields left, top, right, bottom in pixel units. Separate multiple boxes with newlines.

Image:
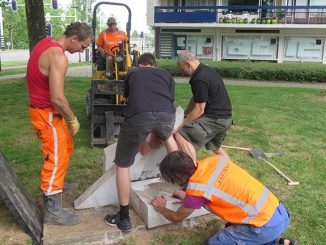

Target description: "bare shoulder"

left=49, top=47, right=68, bottom=65
left=39, top=47, right=67, bottom=75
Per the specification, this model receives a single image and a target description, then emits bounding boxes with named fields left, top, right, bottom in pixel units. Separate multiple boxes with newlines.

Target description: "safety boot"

left=43, top=193, right=80, bottom=226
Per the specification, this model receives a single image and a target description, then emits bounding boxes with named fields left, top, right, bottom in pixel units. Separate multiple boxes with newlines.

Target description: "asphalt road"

left=0, top=49, right=91, bottom=63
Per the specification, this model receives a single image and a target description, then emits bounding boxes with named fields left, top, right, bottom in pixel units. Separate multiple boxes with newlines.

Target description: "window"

left=284, top=37, right=324, bottom=60
left=228, top=0, right=259, bottom=13
left=222, top=36, right=278, bottom=60
left=310, top=0, right=324, bottom=6
left=187, top=35, right=214, bottom=59
left=228, top=0, right=259, bottom=5
left=295, top=0, right=308, bottom=6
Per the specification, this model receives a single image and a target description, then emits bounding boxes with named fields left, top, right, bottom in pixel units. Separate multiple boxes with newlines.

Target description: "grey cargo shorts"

left=180, top=116, right=232, bottom=151
left=114, top=111, right=175, bottom=167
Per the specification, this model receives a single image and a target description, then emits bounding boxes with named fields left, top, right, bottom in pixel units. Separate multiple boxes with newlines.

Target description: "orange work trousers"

left=29, top=107, right=74, bottom=194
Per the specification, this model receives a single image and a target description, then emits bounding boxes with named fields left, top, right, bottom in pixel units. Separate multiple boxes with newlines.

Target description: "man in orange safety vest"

left=152, top=151, right=298, bottom=245
left=96, top=17, right=128, bottom=77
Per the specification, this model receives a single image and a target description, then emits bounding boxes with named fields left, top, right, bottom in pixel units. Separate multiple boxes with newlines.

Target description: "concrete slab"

left=42, top=206, right=145, bottom=245
left=74, top=107, right=184, bottom=209
left=43, top=205, right=219, bottom=245
left=131, top=178, right=210, bottom=228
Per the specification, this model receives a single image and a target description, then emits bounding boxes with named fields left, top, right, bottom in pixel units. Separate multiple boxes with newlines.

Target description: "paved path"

left=1, top=65, right=326, bottom=90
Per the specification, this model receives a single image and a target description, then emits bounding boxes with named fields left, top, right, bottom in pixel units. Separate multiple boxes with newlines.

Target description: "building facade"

left=147, top=0, right=326, bottom=63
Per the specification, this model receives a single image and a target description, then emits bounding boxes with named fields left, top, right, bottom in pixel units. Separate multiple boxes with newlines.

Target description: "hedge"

left=156, top=59, right=326, bottom=83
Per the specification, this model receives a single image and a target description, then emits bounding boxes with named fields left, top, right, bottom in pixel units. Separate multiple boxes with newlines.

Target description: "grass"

left=0, top=77, right=325, bottom=244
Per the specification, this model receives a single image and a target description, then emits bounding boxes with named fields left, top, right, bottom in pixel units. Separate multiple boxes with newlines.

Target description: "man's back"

left=190, top=64, right=232, bottom=119
left=123, top=67, right=175, bottom=118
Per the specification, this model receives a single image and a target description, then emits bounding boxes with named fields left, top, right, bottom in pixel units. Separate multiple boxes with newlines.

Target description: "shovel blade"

left=249, top=149, right=267, bottom=159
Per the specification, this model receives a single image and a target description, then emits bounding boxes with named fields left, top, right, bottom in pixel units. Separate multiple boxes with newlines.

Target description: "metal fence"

left=154, top=5, right=326, bottom=24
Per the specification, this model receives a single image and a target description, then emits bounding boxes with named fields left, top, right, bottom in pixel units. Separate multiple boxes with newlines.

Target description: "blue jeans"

left=208, top=203, right=290, bottom=245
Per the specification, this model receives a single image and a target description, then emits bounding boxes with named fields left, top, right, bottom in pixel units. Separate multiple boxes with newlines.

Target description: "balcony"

left=154, top=5, right=326, bottom=25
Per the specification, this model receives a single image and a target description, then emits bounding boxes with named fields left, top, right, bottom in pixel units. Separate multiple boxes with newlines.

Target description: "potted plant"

left=219, top=17, right=224, bottom=23
left=237, top=17, right=243, bottom=24
left=266, top=18, right=271, bottom=24
left=232, top=17, right=237, bottom=24
left=271, top=16, right=277, bottom=24
left=243, top=18, right=248, bottom=24
left=251, top=18, right=256, bottom=24
left=256, top=18, right=261, bottom=24
left=276, top=9, right=285, bottom=23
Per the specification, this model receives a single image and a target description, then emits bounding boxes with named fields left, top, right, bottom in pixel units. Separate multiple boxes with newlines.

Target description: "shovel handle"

left=222, top=145, right=250, bottom=151
left=260, top=158, right=299, bottom=186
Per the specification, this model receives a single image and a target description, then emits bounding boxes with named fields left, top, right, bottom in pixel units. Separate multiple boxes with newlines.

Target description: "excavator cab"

left=86, top=2, right=140, bottom=146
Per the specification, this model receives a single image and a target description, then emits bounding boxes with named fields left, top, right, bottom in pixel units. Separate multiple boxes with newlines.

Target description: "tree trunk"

left=24, top=0, right=46, bottom=52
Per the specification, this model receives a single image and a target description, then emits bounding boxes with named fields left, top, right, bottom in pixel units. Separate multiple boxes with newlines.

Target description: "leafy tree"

left=131, top=30, right=138, bottom=38
left=72, top=0, right=94, bottom=23
left=1, top=0, right=96, bottom=51
left=1, top=0, right=29, bottom=49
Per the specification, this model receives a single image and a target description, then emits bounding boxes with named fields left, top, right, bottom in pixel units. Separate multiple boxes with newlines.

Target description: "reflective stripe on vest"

left=187, top=157, right=271, bottom=224
left=102, top=31, right=124, bottom=46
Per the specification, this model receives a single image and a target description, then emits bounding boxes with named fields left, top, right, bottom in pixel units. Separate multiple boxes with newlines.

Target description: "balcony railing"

left=154, top=5, right=326, bottom=24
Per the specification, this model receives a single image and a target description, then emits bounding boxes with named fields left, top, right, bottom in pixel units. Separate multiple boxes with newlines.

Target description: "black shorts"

left=114, top=112, right=175, bottom=167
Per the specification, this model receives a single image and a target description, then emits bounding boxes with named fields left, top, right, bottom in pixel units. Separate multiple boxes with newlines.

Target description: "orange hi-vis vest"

left=96, top=30, right=128, bottom=53
left=186, top=155, right=279, bottom=227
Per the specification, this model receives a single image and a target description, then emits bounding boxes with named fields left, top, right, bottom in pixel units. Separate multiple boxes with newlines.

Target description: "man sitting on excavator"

left=96, top=17, right=128, bottom=77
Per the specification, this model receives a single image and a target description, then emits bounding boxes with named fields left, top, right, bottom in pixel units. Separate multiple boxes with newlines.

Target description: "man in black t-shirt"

left=174, top=50, right=232, bottom=161
left=104, top=53, right=178, bottom=232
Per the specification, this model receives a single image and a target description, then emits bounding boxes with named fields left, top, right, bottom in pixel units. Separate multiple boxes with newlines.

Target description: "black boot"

left=43, top=193, right=80, bottom=226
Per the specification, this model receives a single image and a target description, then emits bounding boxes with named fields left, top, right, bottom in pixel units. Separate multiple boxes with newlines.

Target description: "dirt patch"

left=0, top=223, right=30, bottom=245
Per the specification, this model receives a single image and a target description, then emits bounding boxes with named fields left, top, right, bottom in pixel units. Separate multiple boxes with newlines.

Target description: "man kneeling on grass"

left=151, top=151, right=298, bottom=245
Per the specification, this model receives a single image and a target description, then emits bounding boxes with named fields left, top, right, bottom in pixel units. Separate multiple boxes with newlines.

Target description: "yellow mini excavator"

left=86, top=1, right=139, bottom=146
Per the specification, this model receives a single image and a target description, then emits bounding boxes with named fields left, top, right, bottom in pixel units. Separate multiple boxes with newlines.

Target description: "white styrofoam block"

left=130, top=178, right=210, bottom=229
left=74, top=168, right=118, bottom=209
left=75, top=107, right=185, bottom=210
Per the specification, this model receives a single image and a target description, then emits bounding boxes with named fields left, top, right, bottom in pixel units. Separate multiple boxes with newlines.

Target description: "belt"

left=29, top=105, right=62, bottom=118
left=53, top=114, right=62, bottom=118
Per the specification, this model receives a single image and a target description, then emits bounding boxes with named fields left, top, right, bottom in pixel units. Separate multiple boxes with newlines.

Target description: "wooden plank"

left=0, top=152, right=43, bottom=244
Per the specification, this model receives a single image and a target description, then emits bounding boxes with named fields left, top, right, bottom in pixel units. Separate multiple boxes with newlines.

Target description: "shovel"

left=222, top=145, right=299, bottom=186
left=222, top=145, right=285, bottom=159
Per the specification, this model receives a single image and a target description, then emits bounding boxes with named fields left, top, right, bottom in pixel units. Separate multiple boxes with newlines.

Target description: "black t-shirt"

left=189, top=63, right=232, bottom=119
left=124, top=67, right=175, bottom=118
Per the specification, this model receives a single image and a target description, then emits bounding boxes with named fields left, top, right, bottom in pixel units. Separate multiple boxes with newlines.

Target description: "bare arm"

left=97, top=46, right=113, bottom=56
left=151, top=196, right=194, bottom=223
left=48, top=49, right=75, bottom=121
left=184, top=97, right=195, bottom=116
left=175, top=99, right=206, bottom=133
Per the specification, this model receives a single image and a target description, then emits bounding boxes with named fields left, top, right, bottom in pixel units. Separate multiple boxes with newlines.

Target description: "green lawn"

left=0, top=77, right=325, bottom=244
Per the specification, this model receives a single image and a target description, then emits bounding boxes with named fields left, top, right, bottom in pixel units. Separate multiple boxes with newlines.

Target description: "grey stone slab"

left=131, top=178, right=210, bottom=229
left=43, top=206, right=145, bottom=245
left=75, top=107, right=184, bottom=210
left=0, top=152, right=43, bottom=244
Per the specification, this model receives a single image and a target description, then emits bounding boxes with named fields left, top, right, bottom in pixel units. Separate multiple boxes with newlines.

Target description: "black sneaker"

left=104, top=213, right=132, bottom=232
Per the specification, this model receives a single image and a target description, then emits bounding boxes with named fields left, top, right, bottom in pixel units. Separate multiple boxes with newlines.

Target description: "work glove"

left=69, top=117, right=80, bottom=135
